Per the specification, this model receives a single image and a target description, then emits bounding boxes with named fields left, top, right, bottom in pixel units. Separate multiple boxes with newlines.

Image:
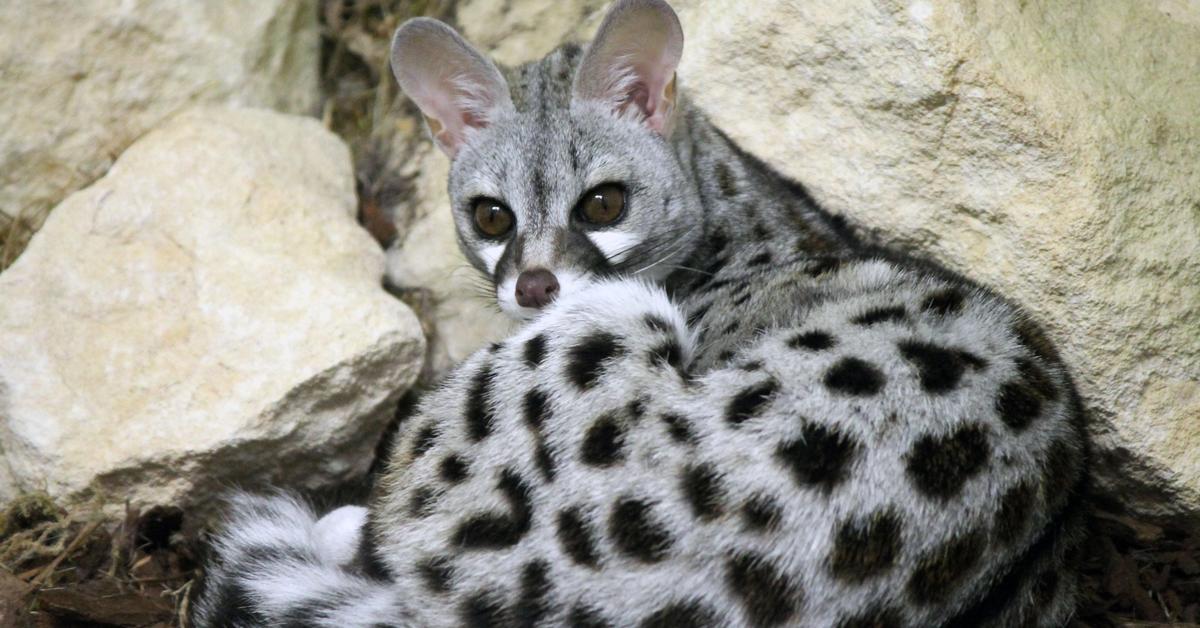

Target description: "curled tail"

left=190, top=494, right=411, bottom=627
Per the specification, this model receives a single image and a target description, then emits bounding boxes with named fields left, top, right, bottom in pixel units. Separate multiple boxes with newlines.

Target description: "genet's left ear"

left=572, top=0, right=684, bottom=136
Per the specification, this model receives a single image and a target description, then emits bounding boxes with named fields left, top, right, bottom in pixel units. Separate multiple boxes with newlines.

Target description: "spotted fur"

left=192, top=1, right=1090, bottom=626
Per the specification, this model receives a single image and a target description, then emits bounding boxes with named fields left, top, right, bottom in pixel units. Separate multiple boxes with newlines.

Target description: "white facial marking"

left=478, top=244, right=505, bottom=274
left=587, top=230, right=642, bottom=264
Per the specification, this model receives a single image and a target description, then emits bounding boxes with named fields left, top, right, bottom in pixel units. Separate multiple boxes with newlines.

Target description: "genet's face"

left=390, top=2, right=689, bottom=320
left=448, top=100, right=699, bottom=320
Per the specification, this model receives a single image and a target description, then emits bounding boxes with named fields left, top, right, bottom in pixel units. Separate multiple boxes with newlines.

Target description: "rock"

left=388, top=0, right=1200, bottom=513
left=0, top=108, right=424, bottom=511
left=0, top=0, right=321, bottom=267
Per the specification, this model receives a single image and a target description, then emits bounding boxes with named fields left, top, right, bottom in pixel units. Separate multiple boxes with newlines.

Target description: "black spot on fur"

left=722, top=321, right=740, bottom=336
left=897, top=340, right=986, bottom=394
left=1013, top=318, right=1060, bottom=363
left=451, top=469, right=533, bottom=549
left=411, top=423, right=437, bottom=459
left=805, top=257, right=842, bottom=278
left=993, top=480, right=1036, bottom=547
left=661, top=413, right=696, bottom=444
left=640, top=601, right=719, bottom=628
left=514, top=560, right=551, bottom=628
left=741, top=495, right=782, bottom=532
left=726, top=551, right=802, bottom=627
left=789, top=330, right=836, bottom=351
left=748, top=251, right=772, bottom=267
left=753, top=223, right=771, bottom=241
left=417, top=555, right=454, bottom=593
left=1017, top=358, right=1058, bottom=401
left=733, top=292, right=751, bottom=307
left=835, top=606, right=904, bottom=628
left=534, top=442, right=556, bottom=482
left=524, top=333, right=547, bottom=368
left=522, top=389, right=556, bottom=482
left=609, top=498, right=674, bottom=563
left=824, top=357, right=885, bottom=396
left=647, top=339, right=685, bottom=371
left=439, top=454, right=468, bottom=484
left=643, top=314, right=673, bottom=334
left=278, top=594, right=355, bottom=626
left=710, top=228, right=729, bottom=254
left=718, top=350, right=735, bottom=362
left=776, top=423, right=859, bottom=492
left=199, top=579, right=266, bottom=626
left=906, top=424, right=990, bottom=500
left=725, top=380, right=779, bottom=425
left=569, top=605, right=612, bottom=628
left=354, top=528, right=390, bottom=580
left=996, top=380, right=1043, bottom=431
left=523, top=389, right=551, bottom=430
left=907, top=527, right=987, bottom=605
left=921, top=288, right=966, bottom=316
left=567, top=332, right=625, bottom=390
left=627, top=398, right=646, bottom=422
left=581, top=414, right=625, bottom=467
left=557, top=507, right=600, bottom=568
left=852, top=305, right=908, bottom=326
left=830, top=508, right=903, bottom=582
left=460, top=590, right=508, bottom=628
left=465, top=364, right=497, bottom=441
left=409, top=486, right=435, bottom=517
left=957, top=350, right=988, bottom=369
left=681, top=464, right=724, bottom=520
left=1043, top=438, right=1082, bottom=512
left=715, top=162, right=738, bottom=197
left=739, top=360, right=764, bottom=371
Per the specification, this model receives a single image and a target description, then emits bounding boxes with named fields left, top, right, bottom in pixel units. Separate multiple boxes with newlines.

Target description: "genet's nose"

left=515, top=268, right=560, bottom=309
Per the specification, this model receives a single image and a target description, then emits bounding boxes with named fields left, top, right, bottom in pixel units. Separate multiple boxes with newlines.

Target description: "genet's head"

left=390, top=0, right=701, bottom=320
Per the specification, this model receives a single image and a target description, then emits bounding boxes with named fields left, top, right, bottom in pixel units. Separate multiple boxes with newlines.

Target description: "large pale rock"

left=0, top=0, right=320, bottom=265
left=0, top=108, right=424, bottom=510
left=388, top=0, right=1200, bottom=512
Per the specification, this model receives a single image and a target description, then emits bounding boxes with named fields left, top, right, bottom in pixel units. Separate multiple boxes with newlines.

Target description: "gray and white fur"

left=192, top=1, right=1091, bottom=626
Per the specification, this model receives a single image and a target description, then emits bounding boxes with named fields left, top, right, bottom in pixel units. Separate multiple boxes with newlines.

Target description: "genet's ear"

left=390, top=18, right=513, bottom=158
left=573, top=0, right=684, bottom=136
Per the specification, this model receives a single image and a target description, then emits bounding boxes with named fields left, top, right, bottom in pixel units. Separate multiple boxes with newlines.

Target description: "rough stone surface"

left=0, top=108, right=424, bottom=511
left=0, top=0, right=320, bottom=265
left=386, top=0, right=1200, bottom=512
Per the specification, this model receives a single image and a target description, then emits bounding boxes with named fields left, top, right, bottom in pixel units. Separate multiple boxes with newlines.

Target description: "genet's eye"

left=472, top=198, right=514, bottom=238
left=576, top=184, right=626, bottom=226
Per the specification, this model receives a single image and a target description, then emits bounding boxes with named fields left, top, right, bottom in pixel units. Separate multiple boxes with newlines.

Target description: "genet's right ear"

left=390, top=18, right=513, bottom=158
